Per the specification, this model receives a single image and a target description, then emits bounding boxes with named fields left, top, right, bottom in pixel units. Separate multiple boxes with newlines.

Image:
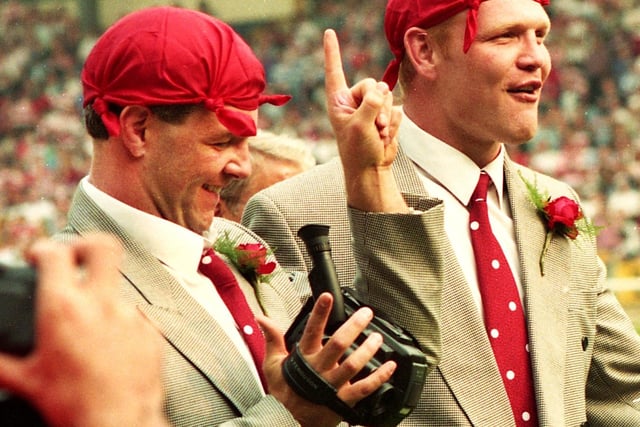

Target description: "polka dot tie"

left=468, top=171, right=538, bottom=426
left=199, top=248, right=267, bottom=390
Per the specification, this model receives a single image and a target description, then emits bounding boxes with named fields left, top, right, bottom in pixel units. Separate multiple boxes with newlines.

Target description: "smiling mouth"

left=508, top=86, right=535, bottom=95
left=508, top=81, right=542, bottom=95
left=203, top=184, right=221, bottom=194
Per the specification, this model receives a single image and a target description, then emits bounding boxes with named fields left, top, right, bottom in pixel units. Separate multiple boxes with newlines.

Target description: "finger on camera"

left=28, top=239, right=76, bottom=291
left=339, top=360, right=397, bottom=406
left=72, top=233, right=123, bottom=298
left=298, top=292, right=333, bottom=353
left=0, top=354, right=27, bottom=396
left=316, top=306, right=374, bottom=371
left=327, top=331, right=385, bottom=386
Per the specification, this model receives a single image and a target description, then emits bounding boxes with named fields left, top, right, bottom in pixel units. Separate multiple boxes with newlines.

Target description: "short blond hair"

left=248, top=130, right=316, bottom=170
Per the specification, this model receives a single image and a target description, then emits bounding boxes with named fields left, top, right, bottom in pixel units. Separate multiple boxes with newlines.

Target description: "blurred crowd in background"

left=2, top=0, right=640, bottom=279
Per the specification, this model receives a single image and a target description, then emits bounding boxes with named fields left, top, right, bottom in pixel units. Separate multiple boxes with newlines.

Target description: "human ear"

left=119, top=105, right=150, bottom=158
left=404, top=27, right=439, bottom=79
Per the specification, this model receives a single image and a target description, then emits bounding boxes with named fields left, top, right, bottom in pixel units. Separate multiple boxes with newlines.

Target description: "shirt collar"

left=398, top=110, right=506, bottom=208
left=81, top=177, right=206, bottom=275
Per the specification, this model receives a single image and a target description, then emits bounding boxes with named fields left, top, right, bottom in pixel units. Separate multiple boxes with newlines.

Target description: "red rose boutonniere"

left=213, top=232, right=277, bottom=284
left=519, top=171, right=601, bottom=275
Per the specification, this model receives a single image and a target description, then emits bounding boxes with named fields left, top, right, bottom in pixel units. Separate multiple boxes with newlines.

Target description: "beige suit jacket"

left=244, top=147, right=640, bottom=426
left=56, top=186, right=302, bottom=426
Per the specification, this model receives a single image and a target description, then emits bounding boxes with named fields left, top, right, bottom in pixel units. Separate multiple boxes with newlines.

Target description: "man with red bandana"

left=245, top=0, right=640, bottom=425
left=40, top=6, right=407, bottom=427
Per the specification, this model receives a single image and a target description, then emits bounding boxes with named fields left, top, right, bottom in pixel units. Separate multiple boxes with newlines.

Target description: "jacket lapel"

left=506, top=161, right=570, bottom=425
left=64, top=187, right=266, bottom=413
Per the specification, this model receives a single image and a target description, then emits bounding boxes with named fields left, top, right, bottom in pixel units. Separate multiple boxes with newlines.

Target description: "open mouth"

left=507, top=81, right=541, bottom=95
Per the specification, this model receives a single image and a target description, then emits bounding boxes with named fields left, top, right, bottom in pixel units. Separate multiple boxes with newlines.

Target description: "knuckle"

left=340, top=357, right=361, bottom=374
left=355, top=379, right=379, bottom=397
left=325, top=336, right=350, bottom=354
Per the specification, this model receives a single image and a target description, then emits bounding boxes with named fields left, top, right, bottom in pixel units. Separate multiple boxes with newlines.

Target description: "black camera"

left=283, top=224, right=427, bottom=427
left=0, top=263, right=46, bottom=427
left=0, top=263, right=36, bottom=357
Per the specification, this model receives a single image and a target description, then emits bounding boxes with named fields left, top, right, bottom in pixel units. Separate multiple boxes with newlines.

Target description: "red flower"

left=543, top=196, right=583, bottom=240
left=214, top=232, right=277, bottom=283
left=236, top=243, right=277, bottom=275
left=519, top=171, right=601, bottom=276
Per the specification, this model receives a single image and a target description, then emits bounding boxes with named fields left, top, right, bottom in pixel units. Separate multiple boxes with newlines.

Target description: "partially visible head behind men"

left=81, top=6, right=289, bottom=138
left=382, top=0, right=551, bottom=89
left=217, top=130, right=316, bottom=222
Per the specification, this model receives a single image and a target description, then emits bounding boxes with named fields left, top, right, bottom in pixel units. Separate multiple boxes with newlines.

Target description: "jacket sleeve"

left=585, top=258, right=640, bottom=425
left=348, top=194, right=447, bottom=370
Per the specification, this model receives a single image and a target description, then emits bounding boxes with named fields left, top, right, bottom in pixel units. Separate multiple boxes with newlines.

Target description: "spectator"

left=216, top=130, right=316, bottom=222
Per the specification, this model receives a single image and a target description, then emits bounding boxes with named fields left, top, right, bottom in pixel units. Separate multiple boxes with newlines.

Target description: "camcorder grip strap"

left=282, top=343, right=360, bottom=423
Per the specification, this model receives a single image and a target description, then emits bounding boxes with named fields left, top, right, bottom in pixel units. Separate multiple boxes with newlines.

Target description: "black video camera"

left=0, top=263, right=36, bottom=357
left=0, top=263, right=47, bottom=427
left=283, top=224, right=427, bottom=427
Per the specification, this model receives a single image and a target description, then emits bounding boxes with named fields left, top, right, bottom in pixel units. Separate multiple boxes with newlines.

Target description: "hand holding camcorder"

left=283, top=224, right=427, bottom=427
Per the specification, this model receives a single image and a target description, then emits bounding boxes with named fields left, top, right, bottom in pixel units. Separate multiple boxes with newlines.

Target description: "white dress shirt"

left=398, top=113, right=525, bottom=317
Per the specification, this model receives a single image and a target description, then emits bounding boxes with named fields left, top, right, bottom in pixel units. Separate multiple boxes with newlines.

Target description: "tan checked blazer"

left=56, top=186, right=302, bottom=426
left=244, top=146, right=640, bottom=426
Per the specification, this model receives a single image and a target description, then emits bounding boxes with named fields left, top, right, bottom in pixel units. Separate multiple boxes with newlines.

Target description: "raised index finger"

left=323, top=29, right=349, bottom=96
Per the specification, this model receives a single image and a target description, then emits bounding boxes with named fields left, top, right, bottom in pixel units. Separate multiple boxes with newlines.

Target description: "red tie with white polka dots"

left=199, top=248, right=267, bottom=390
left=468, top=171, right=538, bottom=426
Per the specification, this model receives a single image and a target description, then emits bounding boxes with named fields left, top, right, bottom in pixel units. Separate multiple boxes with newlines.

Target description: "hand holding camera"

left=283, top=225, right=427, bottom=427
left=0, top=235, right=168, bottom=427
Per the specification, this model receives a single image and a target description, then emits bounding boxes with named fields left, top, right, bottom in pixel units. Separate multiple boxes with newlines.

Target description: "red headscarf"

left=382, top=0, right=551, bottom=89
left=82, top=7, right=290, bottom=137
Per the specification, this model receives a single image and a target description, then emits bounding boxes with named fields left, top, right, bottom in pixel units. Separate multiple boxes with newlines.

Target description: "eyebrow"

left=478, top=20, right=550, bottom=39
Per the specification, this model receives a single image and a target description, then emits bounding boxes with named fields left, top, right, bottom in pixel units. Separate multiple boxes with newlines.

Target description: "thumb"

left=0, top=354, right=29, bottom=397
left=256, top=315, right=287, bottom=359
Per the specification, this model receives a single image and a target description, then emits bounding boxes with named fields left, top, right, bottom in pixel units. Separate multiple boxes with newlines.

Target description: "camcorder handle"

left=296, top=223, right=346, bottom=328
left=282, top=224, right=428, bottom=427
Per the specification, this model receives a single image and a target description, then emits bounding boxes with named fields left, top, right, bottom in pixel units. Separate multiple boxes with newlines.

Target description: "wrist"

left=344, top=166, right=408, bottom=213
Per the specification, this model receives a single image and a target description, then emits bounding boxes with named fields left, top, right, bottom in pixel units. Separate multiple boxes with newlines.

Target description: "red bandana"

left=382, top=0, right=550, bottom=89
left=81, top=7, right=290, bottom=137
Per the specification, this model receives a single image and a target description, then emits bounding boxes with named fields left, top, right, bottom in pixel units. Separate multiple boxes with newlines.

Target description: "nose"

left=517, top=32, right=550, bottom=74
left=224, top=139, right=252, bottom=180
